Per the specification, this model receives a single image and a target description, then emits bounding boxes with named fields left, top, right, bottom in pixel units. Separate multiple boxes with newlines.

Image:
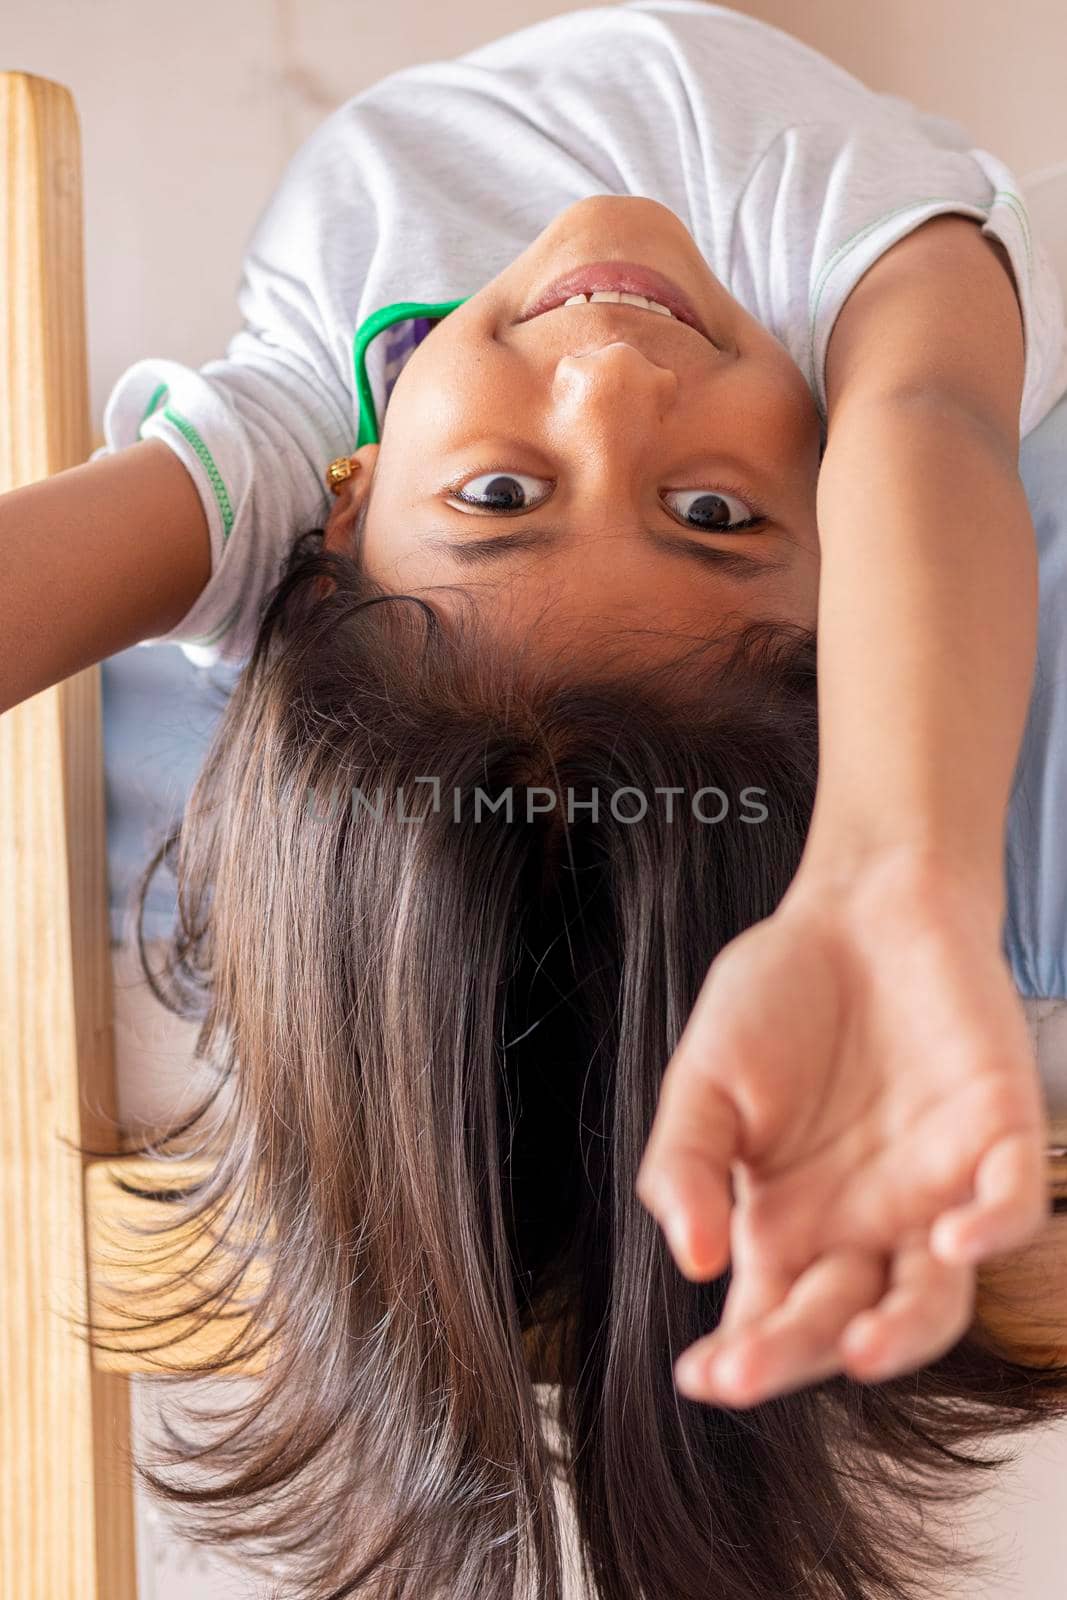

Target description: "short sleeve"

left=730, top=118, right=1067, bottom=442
left=1004, top=386, right=1067, bottom=998
left=92, top=129, right=359, bottom=668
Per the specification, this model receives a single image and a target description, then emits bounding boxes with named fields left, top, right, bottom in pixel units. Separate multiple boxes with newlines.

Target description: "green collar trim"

left=351, top=297, right=470, bottom=448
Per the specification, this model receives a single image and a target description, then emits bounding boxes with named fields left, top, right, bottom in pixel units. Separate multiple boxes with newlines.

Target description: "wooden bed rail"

left=1, top=72, right=137, bottom=1600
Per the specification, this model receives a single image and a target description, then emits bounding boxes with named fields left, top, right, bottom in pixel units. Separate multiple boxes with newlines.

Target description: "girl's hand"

left=634, top=853, right=1049, bottom=1408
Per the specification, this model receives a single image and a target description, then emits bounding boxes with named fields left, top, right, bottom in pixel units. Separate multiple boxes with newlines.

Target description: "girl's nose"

left=551, top=343, right=680, bottom=438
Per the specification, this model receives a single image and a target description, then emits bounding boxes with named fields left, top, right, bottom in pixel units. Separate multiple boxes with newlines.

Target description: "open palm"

left=635, top=860, right=1049, bottom=1408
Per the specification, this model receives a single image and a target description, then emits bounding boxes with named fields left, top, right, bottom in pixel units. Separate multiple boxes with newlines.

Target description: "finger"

left=928, top=1130, right=1048, bottom=1264
left=839, top=1230, right=974, bottom=1380
left=714, top=1185, right=797, bottom=1338
left=635, top=1073, right=741, bottom=1280
left=675, top=1246, right=886, bottom=1405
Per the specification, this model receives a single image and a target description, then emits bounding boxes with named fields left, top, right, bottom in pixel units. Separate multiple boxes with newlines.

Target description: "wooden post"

left=0, top=71, right=137, bottom=1600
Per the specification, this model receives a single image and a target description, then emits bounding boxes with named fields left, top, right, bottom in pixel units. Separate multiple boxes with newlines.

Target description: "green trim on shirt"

left=159, top=407, right=235, bottom=542
left=136, top=383, right=235, bottom=546
left=140, top=381, right=170, bottom=427
left=350, top=298, right=470, bottom=448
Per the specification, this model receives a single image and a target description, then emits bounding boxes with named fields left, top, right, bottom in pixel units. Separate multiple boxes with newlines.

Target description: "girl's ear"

left=323, top=444, right=379, bottom=554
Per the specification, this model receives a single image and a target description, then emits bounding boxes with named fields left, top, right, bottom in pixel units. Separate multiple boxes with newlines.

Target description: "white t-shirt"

left=93, top=0, right=1067, bottom=666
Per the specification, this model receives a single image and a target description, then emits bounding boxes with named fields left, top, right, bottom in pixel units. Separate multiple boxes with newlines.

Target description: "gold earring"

left=326, top=455, right=361, bottom=495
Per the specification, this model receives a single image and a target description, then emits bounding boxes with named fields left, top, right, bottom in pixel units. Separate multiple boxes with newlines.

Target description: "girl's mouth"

left=517, top=260, right=713, bottom=343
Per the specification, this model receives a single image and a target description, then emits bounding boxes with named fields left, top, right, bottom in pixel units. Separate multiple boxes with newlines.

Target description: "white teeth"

left=561, top=291, right=674, bottom=317
left=619, top=292, right=673, bottom=316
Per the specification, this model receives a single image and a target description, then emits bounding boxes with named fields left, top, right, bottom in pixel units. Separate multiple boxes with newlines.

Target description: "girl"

left=6, top=3, right=1067, bottom=1595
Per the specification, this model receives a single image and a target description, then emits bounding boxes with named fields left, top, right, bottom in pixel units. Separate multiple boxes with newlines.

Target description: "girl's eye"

left=448, top=471, right=552, bottom=513
left=661, top=487, right=765, bottom=532
left=445, top=470, right=766, bottom=532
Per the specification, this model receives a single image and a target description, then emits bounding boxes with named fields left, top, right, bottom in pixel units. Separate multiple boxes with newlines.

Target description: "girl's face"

left=328, top=196, right=823, bottom=668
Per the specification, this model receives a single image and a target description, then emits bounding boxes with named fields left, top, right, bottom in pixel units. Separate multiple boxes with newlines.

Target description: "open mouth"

left=517, top=260, right=713, bottom=343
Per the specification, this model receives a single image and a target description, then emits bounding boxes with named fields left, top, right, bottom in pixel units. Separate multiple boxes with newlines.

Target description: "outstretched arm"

left=0, top=440, right=210, bottom=714
left=636, top=214, right=1051, bottom=1408
left=800, top=213, right=1035, bottom=913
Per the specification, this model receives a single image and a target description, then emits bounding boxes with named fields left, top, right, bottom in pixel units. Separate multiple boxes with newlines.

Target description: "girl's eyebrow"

left=422, top=525, right=784, bottom=578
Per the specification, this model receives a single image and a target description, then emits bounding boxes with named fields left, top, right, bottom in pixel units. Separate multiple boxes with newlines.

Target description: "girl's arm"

left=797, top=212, right=1034, bottom=914
left=799, top=392, right=1034, bottom=919
left=637, top=214, right=1051, bottom=1408
left=0, top=440, right=210, bottom=715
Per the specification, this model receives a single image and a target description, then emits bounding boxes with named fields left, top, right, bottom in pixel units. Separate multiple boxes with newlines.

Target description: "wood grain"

left=1, top=71, right=137, bottom=1600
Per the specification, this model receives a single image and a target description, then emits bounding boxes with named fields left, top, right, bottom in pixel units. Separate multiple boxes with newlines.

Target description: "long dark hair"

left=81, top=513, right=1067, bottom=1600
